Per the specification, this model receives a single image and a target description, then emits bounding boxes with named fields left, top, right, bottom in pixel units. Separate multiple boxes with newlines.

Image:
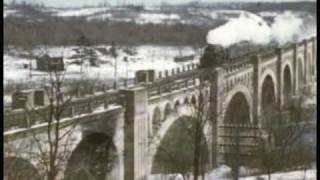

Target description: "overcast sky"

left=4, top=0, right=316, bottom=7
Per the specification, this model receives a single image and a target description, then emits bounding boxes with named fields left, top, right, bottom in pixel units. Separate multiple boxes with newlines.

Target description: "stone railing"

left=155, top=63, right=200, bottom=80
left=4, top=90, right=121, bottom=131
left=146, top=67, right=202, bottom=98
left=223, top=62, right=252, bottom=77
left=147, top=77, right=197, bottom=98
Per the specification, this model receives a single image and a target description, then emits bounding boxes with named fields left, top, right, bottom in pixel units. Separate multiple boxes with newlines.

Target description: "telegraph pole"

left=111, top=41, right=118, bottom=89
left=124, top=56, right=128, bottom=87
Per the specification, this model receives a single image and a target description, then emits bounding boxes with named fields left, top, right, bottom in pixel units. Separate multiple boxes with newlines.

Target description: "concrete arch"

left=281, top=61, right=294, bottom=83
left=163, top=103, right=173, bottom=120
left=64, top=133, right=119, bottom=180
left=307, top=52, right=314, bottom=78
left=224, top=85, right=253, bottom=124
left=260, top=74, right=278, bottom=127
left=282, top=65, right=293, bottom=107
left=224, top=88, right=252, bottom=125
left=199, top=92, right=204, bottom=105
left=174, top=100, right=181, bottom=110
left=297, top=57, right=305, bottom=86
left=152, top=107, right=162, bottom=132
left=191, top=94, right=197, bottom=105
left=4, top=156, right=41, bottom=180
left=259, top=69, right=278, bottom=104
left=184, top=97, right=189, bottom=104
left=150, top=115, right=209, bottom=174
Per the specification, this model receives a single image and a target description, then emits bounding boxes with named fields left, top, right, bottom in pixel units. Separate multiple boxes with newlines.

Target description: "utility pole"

left=124, top=56, right=128, bottom=87
left=111, top=41, right=118, bottom=89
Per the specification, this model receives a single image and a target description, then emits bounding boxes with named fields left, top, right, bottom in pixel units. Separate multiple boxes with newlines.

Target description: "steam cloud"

left=206, top=11, right=316, bottom=47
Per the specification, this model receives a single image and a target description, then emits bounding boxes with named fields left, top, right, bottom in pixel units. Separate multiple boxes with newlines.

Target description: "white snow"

left=3, top=8, right=18, bottom=18
left=87, top=13, right=112, bottom=21
left=3, top=9, right=17, bottom=18
left=136, top=13, right=180, bottom=25
left=149, top=165, right=317, bottom=180
left=240, top=168, right=316, bottom=180
left=54, top=7, right=110, bottom=17
left=259, top=11, right=280, bottom=17
left=4, top=46, right=199, bottom=86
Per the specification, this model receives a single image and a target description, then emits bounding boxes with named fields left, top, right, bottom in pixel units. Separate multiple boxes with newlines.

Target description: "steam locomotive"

left=200, top=41, right=276, bottom=69
left=199, top=44, right=228, bottom=68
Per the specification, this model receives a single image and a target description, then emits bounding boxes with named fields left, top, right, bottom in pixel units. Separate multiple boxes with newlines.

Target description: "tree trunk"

left=193, top=121, right=201, bottom=180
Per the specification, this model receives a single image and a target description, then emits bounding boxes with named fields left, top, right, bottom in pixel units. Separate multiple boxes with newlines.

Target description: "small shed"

left=36, top=54, right=64, bottom=72
left=11, top=89, right=49, bottom=109
left=135, top=70, right=155, bottom=84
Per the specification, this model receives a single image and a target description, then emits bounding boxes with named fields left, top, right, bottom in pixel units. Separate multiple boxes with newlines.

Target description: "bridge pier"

left=120, top=87, right=149, bottom=180
left=209, top=67, right=224, bottom=166
left=251, top=55, right=262, bottom=127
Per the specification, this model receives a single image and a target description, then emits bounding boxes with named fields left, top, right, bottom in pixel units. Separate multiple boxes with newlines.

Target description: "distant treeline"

left=4, top=1, right=316, bottom=47
left=172, top=1, right=317, bottom=14
left=4, top=18, right=210, bottom=47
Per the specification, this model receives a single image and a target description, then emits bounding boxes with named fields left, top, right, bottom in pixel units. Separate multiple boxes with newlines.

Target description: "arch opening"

left=4, top=157, right=41, bottom=180
left=225, top=92, right=251, bottom=125
left=164, top=104, right=172, bottom=120
left=151, top=116, right=209, bottom=174
left=152, top=107, right=162, bottom=132
left=308, top=53, right=314, bottom=78
left=174, top=100, right=180, bottom=110
left=283, top=65, right=292, bottom=108
left=223, top=92, right=254, bottom=169
left=64, top=133, right=118, bottom=180
left=184, top=97, right=189, bottom=104
left=298, top=58, right=305, bottom=87
left=199, top=92, right=204, bottom=105
left=191, top=95, right=197, bottom=105
left=261, top=75, right=277, bottom=127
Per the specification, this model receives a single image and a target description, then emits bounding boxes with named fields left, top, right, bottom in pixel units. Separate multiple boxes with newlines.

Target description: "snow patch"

left=54, top=7, right=110, bottom=17
left=136, top=13, right=180, bottom=24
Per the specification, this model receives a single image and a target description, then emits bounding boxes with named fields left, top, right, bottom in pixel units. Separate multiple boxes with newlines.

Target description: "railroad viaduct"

left=4, top=37, right=317, bottom=180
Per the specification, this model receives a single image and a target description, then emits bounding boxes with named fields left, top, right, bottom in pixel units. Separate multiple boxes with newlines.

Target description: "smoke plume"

left=206, top=11, right=316, bottom=47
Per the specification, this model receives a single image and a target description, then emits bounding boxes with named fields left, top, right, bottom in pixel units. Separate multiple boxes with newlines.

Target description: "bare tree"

left=3, top=44, right=92, bottom=180
left=252, top=97, right=312, bottom=180
left=149, top=74, right=213, bottom=180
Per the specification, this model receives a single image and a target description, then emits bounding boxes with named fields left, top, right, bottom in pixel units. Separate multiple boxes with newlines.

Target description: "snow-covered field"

left=150, top=165, right=317, bottom=180
left=53, top=7, right=110, bottom=17
left=240, top=168, right=316, bottom=180
left=3, top=7, right=18, bottom=18
left=4, top=45, right=200, bottom=86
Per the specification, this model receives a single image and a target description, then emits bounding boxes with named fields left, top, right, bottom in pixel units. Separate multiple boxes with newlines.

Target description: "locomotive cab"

left=200, top=44, right=228, bottom=69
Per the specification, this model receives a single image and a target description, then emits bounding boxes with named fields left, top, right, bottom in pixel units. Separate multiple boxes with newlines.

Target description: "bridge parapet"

left=156, top=62, right=199, bottom=80
left=223, top=63, right=252, bottom=77
left=282, top=43, right=295, bottom=54
left=4, top=90, right=121, bottom=131
left=260, top=48, right=277, bottom=60
left=146, top=75, right=198, bottom=98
